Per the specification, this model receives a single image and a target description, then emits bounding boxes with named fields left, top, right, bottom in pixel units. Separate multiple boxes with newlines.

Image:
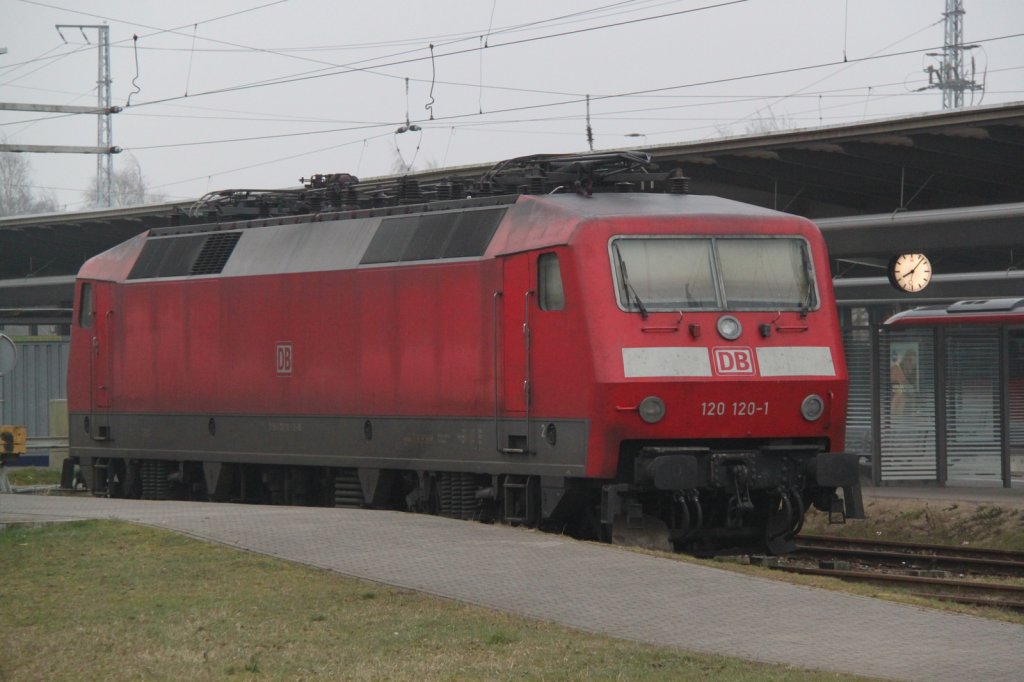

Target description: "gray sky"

left=2, top=0, right=1023, bottom=211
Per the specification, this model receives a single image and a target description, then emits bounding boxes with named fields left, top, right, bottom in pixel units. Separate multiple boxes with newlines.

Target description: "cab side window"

left=79, top=283, right=94, bottom=328
left=538, top=253, right=565, bottom=311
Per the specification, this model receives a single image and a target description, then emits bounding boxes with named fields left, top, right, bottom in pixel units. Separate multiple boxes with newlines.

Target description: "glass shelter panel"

left=880, top=330, right=937, bottom=481
left=945, top=328, right=1003, bottom=484
left=843, top=324, right=874, bottom=457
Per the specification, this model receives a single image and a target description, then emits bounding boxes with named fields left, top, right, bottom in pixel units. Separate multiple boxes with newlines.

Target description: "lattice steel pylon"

left=96, top=25, right=112, bottom=208
left=922, top=0, right=983, bottom=109
left=56, top=24, right=113, bottom=207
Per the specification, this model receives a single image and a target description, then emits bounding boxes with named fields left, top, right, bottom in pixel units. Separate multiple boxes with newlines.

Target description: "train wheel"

left=764, top=489, right=803, bottom=555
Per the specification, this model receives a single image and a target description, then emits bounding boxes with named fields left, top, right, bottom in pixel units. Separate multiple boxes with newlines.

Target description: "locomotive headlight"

left=638, top=396, right=666, bottom=424
left=801, top=394, right=825, bottom=421
left=716, top=315, right=742, bottom=340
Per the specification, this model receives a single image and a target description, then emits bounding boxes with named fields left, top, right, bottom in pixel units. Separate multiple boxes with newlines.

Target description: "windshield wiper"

left=612, top=243, right=649, bottom=320
left=798, top=246, right=813, bottom=317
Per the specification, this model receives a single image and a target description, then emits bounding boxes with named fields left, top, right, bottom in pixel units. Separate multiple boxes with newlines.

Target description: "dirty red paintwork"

left=68, top=194, right=847, bottom=480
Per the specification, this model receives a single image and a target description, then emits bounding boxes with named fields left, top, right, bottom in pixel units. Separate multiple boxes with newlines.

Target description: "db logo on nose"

left=713, top=347, right=756, bottom=375
left=276, top=342, right=293, bottom=376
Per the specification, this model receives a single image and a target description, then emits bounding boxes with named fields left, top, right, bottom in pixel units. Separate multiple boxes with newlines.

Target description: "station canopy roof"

left=3, top=101, right=1024, bottom=314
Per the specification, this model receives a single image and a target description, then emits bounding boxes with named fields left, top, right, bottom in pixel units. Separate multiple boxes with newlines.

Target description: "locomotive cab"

left=568, top=211, right=864, bottom=555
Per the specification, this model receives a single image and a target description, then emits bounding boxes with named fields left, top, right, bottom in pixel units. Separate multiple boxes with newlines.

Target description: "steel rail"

left=794, top=534, right=1024, bottom=576
left=772, top=564, right=1024, bottom=610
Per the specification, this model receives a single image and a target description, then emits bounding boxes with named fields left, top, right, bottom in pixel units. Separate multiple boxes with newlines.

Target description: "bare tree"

left=389, top=144, right=438, bottom=175
left=0, top=150, right=59, bottom=217
left=390, top=147, right=413, bottom=175
left=743, top=107, right=794, bottom=135
left=84, top=155, right=165, bottom=208
left=715, top=108, right=795, bottom=139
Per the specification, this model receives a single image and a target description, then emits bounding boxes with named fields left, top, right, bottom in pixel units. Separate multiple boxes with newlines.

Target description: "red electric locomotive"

left=67, top=153, right=863, bottom=555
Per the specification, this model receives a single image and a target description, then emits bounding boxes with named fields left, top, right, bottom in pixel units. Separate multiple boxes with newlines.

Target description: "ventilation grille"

left=360, top=207, right=506, bottom=265
left=945, top=328, right=1003, bottom=484
left=843, top=325, right=874, bottom=456
left=129, top=231, right=241, bottom=279
left=190, top=232, right=241, bottom=275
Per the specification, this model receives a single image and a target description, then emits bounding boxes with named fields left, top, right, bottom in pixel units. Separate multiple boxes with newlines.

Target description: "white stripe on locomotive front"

left=622, top=346, right=835, bottom=378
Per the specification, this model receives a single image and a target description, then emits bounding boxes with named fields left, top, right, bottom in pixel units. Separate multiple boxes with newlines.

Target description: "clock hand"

left=899, top=256, right=923, bottom=281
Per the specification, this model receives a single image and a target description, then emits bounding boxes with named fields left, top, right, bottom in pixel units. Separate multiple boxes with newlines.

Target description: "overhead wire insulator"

left=585, top=94, right=594, bottom=152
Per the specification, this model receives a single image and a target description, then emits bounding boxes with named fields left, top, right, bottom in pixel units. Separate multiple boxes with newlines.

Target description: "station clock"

left=888, top=253, right=932, bottom=292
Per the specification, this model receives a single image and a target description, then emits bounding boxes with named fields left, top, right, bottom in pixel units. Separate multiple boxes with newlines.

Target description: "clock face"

left=889, top=253, right=932, bottom=292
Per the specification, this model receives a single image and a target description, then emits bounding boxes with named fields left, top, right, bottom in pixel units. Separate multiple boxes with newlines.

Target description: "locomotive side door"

left=500, top=254, right=533, bottom=451
left=88, top=282, right=114, bottom=439
left=501, top=254, right=531, bottom=413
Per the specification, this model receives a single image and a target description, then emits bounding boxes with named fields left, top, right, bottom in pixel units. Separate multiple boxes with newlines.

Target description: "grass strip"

left=3, top=466, right=61, bottom=486
left=0, top=520, right=862, bottom=681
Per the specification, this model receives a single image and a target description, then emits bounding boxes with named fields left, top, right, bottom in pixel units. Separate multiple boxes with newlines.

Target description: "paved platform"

left=863, top=483, right=1024, bottom=507
left=2, top=493, right=1022, bottom=681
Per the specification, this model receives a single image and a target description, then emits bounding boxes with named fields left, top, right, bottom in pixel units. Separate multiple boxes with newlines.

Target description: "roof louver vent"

left=190, top=232, right=241, bottom=275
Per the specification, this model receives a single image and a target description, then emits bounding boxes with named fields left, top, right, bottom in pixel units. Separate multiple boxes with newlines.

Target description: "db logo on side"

left=713, top=347, right=756, bottom=375
left=276, top=342, right=293, bottom=376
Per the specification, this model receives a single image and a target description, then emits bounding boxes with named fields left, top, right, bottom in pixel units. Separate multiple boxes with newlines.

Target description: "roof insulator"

left=669, top=176, right=690, bottom=195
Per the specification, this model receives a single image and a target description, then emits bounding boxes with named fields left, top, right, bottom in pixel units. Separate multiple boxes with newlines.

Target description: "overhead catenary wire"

left=8, top=0, right=1020, bottom=119
left=3, top=2, right=748, bottom=135
left=0, top=80, right=951, bottom=131
left=9, top=0, right=686, bottom=103
left=46, top=132, right=396, bottom=210
left=122, top=84, right=1024, bottom=202
left=126, top=34, right=142, bottom=107
left=5, top=0, right=293, bottom=78
left=16, top=0, right=1006, bottom=134
left=0, top=44, right=80, bottom=87
left=5, top=50, right=1022, bottom=145
left=8, top=1, right=1024, bottom=208
left=5, top=0, right=753, bottom=135
left=736, top=14, right=943, bottom=132
left=117, top=1, right=754, bottom=109
left=184, top=23, right=198, bottom=96
left=425, top=44, right=437, bottom=120
left=145, top=131, right=395, bottom=193
left=12, top=77, right=990, bottom=129
left=82, top=0, right=682, bottom=56
left=125, top=31, right=1024, bottom=152
left=96, top=67, right=1024, bottom=127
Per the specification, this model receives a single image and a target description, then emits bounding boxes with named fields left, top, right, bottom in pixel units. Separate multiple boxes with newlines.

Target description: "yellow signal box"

left=1, top=425, right=27, bottom=457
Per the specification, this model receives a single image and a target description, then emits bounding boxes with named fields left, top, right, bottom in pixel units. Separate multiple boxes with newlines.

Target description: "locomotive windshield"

left=611, top=236, right=817, bottom=312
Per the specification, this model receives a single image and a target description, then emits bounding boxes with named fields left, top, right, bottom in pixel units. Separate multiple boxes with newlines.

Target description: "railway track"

left=793, top=534, right=1024, bottom=577
left=771, top=534, right=1024, bottom=611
